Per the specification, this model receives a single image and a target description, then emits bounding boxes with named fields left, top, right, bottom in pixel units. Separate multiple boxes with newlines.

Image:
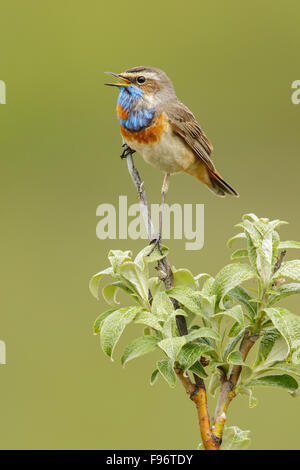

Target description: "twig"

left=125, top=154, right=214, bottom=448
left=212, top=330, right=258, bottom=443
left=126, top=154, right=187, bottom=335
left=273, top=249, right=287, bottom=274
left=175, top=368, right=219, bottom=450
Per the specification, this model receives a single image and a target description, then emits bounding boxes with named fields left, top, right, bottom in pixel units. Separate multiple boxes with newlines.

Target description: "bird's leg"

left=148, top=173, right=170, bottom=256
left=120, top=143, right=135, bottom=159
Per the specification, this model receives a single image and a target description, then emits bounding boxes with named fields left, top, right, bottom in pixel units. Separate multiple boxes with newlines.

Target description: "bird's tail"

left=207, top=169, right=239, bottom=197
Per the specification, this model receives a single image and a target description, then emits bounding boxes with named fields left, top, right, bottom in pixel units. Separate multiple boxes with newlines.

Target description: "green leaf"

left=223, top=329, right=246, bottom=361
left=108, top=250, right=132, bottom=273
left=119, top=261, right=149, bottom=301
left=177, top=343, right=212, bottom=372
left=279, top=241, right=300, bottom=250
left=221, top=426, right=251, bottom=450
left=228, top=321, right=242, bottom=338
left=158, top=336, right=186, bottom=361
left=231, top=249, right=248, bottom=260
left=103, top=281, right=137, bottom=305
left=189, top=361, right=208, bottom=378
left=227, top=232, right=247, bottom=248
left=255, top=328, right=286, bottom=366
left=273, top=260, right=300, bottom=282
left=263, top=307, right=300, bottom=363
left=227, top=350, right=244, bottom=365
left=173, top=268, right=197, bottom=288
left=212, top=263, right=256, bottom=308
left=186, top=327, right=220, bottom=342
left=93, top=309, right=116, bottom=335
left=100, top=306, right=140, bottom=359
left=247, top=374, right=298, bottom=393
left=214, top=305, right=244, bottom=331
left=157, top=359, right=176, bottom=388
left=227, top=286, right=257, bottom=317
left=269, top=283, right=300, bottom=306
left=200, top=276, right=215, bottom=296
left=135, top=311, right=163, bottom=331
left=208, top=372, right=220, bottom=397
left=166, top=287, right=205, bottom=317
left=239, top=388, right=258, bottom=408
left=267, top=362, right=300, bottom=377
left=152, top=291, right=174, bottom=319
left=89, top=267, right=113, bottom=299
left=121, top=336, right=159, bottom=366
left=150, top=368, right=159, bottom=385
left=200, top=294, right=216, bottom=316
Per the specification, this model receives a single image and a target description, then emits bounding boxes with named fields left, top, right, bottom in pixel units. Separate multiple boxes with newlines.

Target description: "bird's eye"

left=137, top=76, right=146, bottom=84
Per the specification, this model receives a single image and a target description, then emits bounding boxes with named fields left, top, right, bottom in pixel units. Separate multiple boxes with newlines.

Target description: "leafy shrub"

left=90, top=214, right=300, bottom=449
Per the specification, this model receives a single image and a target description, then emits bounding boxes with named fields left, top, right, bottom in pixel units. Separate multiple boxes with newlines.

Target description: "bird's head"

left=105, top=66, right=175, bottom=107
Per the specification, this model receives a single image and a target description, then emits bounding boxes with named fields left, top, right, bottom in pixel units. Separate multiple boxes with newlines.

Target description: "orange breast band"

left=120, top=113, right=165, bottom=144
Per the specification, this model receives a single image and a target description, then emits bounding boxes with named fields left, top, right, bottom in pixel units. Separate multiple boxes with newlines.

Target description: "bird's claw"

left=148, top=235, right=164, bottom=256
left=120, top=143, right=135, bottom=159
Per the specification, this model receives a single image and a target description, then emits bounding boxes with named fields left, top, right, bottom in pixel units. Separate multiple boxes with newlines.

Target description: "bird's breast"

left=120, top=112, right=165, bottom=144
left=121, top=112, right=196, bottom=174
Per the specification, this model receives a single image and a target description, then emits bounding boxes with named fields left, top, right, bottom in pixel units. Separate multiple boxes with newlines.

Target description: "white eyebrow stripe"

left=123, top=72, right=158, bottom=80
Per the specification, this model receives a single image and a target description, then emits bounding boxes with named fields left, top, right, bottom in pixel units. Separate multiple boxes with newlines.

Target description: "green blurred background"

left=1, top=0, right=300, bottom=450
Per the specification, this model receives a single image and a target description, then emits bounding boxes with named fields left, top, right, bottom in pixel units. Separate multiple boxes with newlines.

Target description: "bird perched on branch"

left=105, top=66, right=238, bottom=249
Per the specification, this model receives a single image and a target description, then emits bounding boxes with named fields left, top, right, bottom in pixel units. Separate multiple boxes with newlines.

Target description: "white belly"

left=124, top=124, right=195, bottom=174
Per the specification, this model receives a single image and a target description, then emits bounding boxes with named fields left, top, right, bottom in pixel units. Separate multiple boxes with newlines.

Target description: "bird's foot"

left=148, top=234, right=164, bottom=256
left=120, top=143, right=135, bottom=159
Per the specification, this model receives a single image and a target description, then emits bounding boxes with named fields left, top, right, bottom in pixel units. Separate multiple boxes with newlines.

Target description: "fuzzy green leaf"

left=227, top=350, right=244, bottom=365
left=247, top=374, right=298, bottom=393
left=273, top=260, right=300, bottom=282
left=157, top=359, right=176, bottom=388
left=269, top=283, right=300, bottom=306
left=227, top=232, right=247, bottom=248
left=227, top=286, right=257, bottom=317
left=279, top=241, right=300, bottom=250
left=212, top=263, right=256, bottom=308
left=89, top=267, right=113, bottom=299
left=135, top=311, right=163, bottom=331
left=121, top=336, right=159, bottom=366
left=150, top=368, right=159, bottom=385
left=214, top=305, right=244, bottom=330
left=108, top=250, right=132, bottom=273
left=255, top=328, right=286, bottom=366
left=186, top=327, right=220, bottom=343
left=100, top=306, right=140, bottom=359
left=189, top=361, right=208, bottom=378
left=173, top=268, right=197, bottom=288
left=266, top=362, right=300, bottom=377
left=223, top=329, right=246, bottom=361
left=208, top=372, right=220, bottom=397
left=263, top=307, right=300, bottom=363
left=166, top=287, right=205, bottom=317
left=152, top=291, right=174, bottom=319
left=119, top=261, right=149, bottom=301
left=221, top=426, right=251, bottom=450
left=177, top=343, right=212, bottom=372
left=158, top=336, right=186, bottom=361
left=231, top=249, right=248, bottom=260
left=93, top=309, right=116, bottom=335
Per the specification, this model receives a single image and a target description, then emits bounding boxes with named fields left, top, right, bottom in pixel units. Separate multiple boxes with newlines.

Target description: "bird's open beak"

left=104, top=72, right=131, bottom=87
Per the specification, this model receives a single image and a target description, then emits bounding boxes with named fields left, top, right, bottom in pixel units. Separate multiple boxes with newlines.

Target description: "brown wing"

left=164, top=101, right=215, bottom=172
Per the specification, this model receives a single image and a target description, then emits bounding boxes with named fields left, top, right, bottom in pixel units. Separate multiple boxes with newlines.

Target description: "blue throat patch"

left=117, top=86, right=155, bottom=131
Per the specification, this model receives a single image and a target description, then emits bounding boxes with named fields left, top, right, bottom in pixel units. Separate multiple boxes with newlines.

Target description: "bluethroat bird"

left=105, top=66, right=238, bottom=249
